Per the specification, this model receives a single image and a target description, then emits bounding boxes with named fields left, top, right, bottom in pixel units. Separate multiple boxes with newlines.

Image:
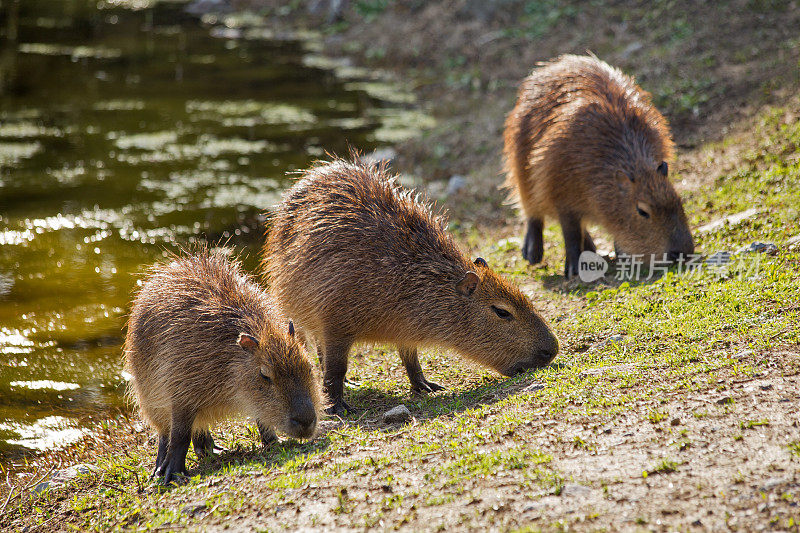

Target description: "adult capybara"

left=263, top=159, right=559, bottom=415
left=503, top=54, right=694, bottom=277
left=124, top=249, right=322, bottom=484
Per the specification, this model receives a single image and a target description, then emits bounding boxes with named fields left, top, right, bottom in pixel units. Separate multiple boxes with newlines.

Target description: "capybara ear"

left=288, top=320, right=295, bottom=338
left=474, top=257, right=488, bottom=268
left=657, top=161, right=668, bottom=176
left=456, top=271, right=480, bottom=297
left=237, top=333, right=259, bottom=353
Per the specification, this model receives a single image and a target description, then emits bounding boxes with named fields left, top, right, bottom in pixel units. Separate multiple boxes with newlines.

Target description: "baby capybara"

left=503, top=54, right=694, bottom=277
left=124, top=249, right=322, bottom=484
left=263, top=159, right=559, bottom=415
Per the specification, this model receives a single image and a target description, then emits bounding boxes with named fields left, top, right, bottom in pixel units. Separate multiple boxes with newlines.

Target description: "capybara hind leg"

left=560, top=213, right=583, bottom=278
left=192, top=430, right=215, bottom=459
left=583, top=230, right=596, bottom=253
left=400, top=347, right=445, bottom=394
left=257, top=422, right=277, bottom=448
left=156, top=408, right=194, bottom=485
left=521, top=218, right=544, bottom=264
left=322, top=338, right=354, bottom=416
left=151, top=434, right=168, bottom=478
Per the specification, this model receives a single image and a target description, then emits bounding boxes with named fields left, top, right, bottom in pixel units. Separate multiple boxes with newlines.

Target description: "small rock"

left=34, top=463, right=97, bottom=493
left=697, top=208, right=760, bottom=234
left=691, top=519, right=703, bottom=526
left=446, top=175, right=467, bottom=195
left=716, top=396, right=734, bottom=405
left=589, top=335, right=625, bottom=352
left=761, top=477, right=789, bottom=491
left=560, top=483, right=592, bottom=498
left=181, top=503, right=207, bottom=517
left=580, top=363, right=635, bottom=378
left=736, top=242, right=778, bottom=255
left=522, top=382, right=545, bottom=393
left=760, top=384, right=773, bottom=391
left=670, top=418, right=681, bottom=426
left=619, top=41, right=643, bottom=59
left=361, top=147, right=397, bottom=166
left=383, top=405, right=412, bottom=424
left=787, top=234, right=800, bottom=249
left=732, top=350, right=753, bottom=360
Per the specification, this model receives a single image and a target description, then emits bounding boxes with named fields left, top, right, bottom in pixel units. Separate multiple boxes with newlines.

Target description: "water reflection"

left=0, top=0, right=427, bottom=460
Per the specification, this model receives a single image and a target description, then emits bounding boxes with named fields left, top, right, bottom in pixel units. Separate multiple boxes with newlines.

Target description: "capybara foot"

left=325, top=398, right=355, bottom=417
left=411, top=377, right=445, bottom=394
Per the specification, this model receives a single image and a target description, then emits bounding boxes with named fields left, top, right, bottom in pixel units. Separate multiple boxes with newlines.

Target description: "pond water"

left=0, top=0, right=425, bottom=460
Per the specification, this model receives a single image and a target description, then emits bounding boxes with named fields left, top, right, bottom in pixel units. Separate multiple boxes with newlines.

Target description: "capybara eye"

left=491, top=306, right=513, bottom=320
left=260, top=366, right=272, bottom=383
left=637, top=206, right=650, bottom=218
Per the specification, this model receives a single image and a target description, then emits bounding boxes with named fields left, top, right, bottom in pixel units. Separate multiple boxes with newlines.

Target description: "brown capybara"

left=263, top=159, right=559, bottom=415
left=503, top=54, right=694, bottom=277
left=124, top=249, right=322, bottom=484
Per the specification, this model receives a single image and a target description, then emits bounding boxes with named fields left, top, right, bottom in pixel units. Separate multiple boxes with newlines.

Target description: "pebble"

left=560, top=483, right=592, bottom=498
left=735, top=241, right=778, bottom=255
left=383, top=405, right=412, bottom=424
left=522, top=382, right=545, bottom=393
left=446, top=174, right=467, bottom=195
left=697, top=208, right=759, bottom=234
left=761, top=477, right=789, bottom=491
left=580, top=363, right=635, bottom=378
left=588, top=335, right=625, bottom=352
left=34, top=463, right=97, bottom=493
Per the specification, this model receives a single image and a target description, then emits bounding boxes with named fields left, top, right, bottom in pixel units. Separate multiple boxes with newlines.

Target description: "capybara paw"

left=159, top=466, right=188, bottom=486
left=412, top=378, right=445, bottom=394
left=325, top=399, right=354, bottom=417
left=521, top=240, right=543, bottom=264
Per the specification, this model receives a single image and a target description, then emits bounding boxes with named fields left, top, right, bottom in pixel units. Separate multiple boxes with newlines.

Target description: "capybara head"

left=605, top=161, right=694, bottom=261
left=444, top=257, right=559, bottom=376
left=235, top=322, right=322, bottom=439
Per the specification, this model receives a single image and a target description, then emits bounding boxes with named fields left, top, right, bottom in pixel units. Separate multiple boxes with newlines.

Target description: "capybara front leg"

left=192, top=429, right=215, bottom=459
left=560, top=213, right=583, bottom=278
left=323, top=339, right=354, bottom=416
left=156, top=408, right=194, bottom=485
left=521, top=218, right=544, bottom=264
left=151, top=434, right=168, bottom=479
left=400, top=347, right=445, bottom=394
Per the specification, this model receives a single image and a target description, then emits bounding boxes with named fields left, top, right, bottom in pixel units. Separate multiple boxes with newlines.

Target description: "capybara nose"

left=289, top=415, right=315, bottom=436
left=288, top=397, right=317, bottom=437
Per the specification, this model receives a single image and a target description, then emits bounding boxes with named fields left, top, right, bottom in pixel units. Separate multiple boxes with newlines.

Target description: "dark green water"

left=0, top=0, right=425, bottom=460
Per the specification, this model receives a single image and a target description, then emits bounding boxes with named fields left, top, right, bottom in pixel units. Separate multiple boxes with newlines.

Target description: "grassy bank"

left=3, top=1, right=800, bottom=531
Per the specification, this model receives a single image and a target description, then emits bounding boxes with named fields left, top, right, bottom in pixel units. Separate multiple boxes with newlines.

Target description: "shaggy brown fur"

left=124, top=249, right=322, bottom=484
left=263, top=158, right=559, bottom=415
left=503, top=54, right=694, bottom=277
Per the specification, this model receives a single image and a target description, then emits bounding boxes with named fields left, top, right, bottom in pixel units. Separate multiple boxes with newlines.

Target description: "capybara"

left=124, top=249, right=322, bottom=484
left=263, top=159, right=559, bottom=415
left=503, top=54, right=694, bottom=277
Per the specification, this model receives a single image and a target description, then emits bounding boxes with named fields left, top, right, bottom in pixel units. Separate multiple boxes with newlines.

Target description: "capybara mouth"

left=284, top=419, right=317, bottom=440
left=503, top=352, right=556, bottom=377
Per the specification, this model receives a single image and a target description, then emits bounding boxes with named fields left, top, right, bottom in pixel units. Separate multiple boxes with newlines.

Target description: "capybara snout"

left=456, top=259, right=559, bottom=376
